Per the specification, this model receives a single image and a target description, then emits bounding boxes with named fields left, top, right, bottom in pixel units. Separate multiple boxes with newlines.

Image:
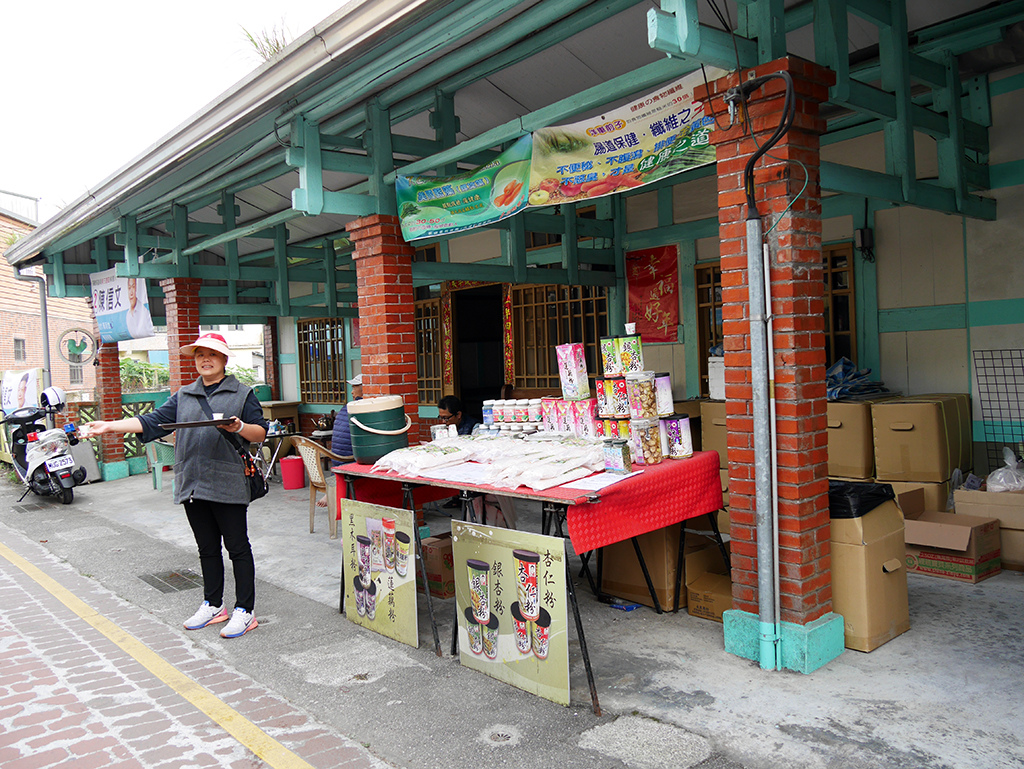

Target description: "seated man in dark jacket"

left=331, top=374, right=363, bottom=463
left=438, top=394, right=478, bottom=436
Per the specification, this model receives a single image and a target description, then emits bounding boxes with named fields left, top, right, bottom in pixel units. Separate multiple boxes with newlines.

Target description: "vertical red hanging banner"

left=626, top=245, right=680, bottom=343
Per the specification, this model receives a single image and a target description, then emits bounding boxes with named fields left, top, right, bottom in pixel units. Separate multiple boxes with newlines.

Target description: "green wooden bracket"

left=740, top=0, right=786, bottom=63
left=936, top=53, right=967, bottom=211
left=324, top=238, right=338, bottom=314
left=274, top=224, right=290, bottom=316
left=648, top=0, right=757, bottom=69
left=815, top=0, right=851, bottom=102
left=171, top=204, right=191, bottom=277
left=91, top=236, right=111, bottom=271
left=367, top=100, right=395, bottom=217
left=51, top=252, right=66, bottom=297
left=562, top=203, right=579, bottom=285
left=431, top=90, right=460, bottom=177
left=290, top=116, right=325, bottom=216
left=221, top=191, right=241, bottom=288
left=880, top=0, right=916, bottom=204
left=119, top=215, right=141, bottom=277
left=507, top=214, right=527, bottom=284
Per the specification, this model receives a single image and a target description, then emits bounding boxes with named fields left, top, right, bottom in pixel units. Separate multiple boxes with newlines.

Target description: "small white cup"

left=212, top=413, right=224, bottom=420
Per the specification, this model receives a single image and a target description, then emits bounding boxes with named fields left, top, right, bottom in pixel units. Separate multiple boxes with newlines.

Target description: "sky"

left=1, top=2, right=345, bottom=222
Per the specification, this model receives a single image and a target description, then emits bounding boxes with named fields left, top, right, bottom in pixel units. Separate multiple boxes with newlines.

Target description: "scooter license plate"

left=45, top=455, right=75, bottom=472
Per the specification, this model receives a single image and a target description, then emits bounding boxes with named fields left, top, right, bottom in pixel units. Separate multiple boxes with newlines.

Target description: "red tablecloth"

left=565, top=451, right=722, bottom=553
left=332, top=451, right=722, bottom=553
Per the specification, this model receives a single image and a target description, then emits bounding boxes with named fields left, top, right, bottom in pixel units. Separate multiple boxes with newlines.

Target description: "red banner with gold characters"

left=626, top=245, right=679, bottom=343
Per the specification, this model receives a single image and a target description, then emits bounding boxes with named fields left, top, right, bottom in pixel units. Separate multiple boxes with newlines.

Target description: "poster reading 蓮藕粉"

left=527, top=67, right=726, bottom=207
left=396, top=135, right=533, bottom=241
left=341, top=499, right=419, bottom=648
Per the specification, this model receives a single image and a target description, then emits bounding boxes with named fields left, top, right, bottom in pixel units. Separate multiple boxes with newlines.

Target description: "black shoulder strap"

left=196, top=392, right=247, bottom=455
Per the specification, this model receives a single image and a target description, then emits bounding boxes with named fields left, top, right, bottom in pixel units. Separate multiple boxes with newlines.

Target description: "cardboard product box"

left=416, top=532, right=456, bottom=599
left=830, top=498, right=910, bottom=652
left=899, top=489, right=1001, bottom=583
left=954, top=489, right=1024, bottom=571
left=884, top=481, right=950, bottom=515
left=600, top=524, right=688, bottom=609
left=828, top=400, right=881, bottom=479
left=872, top=395, right=972, bottom=483
left=701, top=400, right=728, bottom=469
left=686, top=539, right=732, bottom=622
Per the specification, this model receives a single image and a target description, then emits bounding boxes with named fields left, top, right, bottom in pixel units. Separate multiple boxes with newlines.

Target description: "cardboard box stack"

left=685, top=537, right=732, bottom=622
left=954, top=488, right=1024, bottom=571
left=871, top=394, right=972, bottom=483
left=829, top=484, right=910, bottom=651
left=416, top=532, right=456, bottom=599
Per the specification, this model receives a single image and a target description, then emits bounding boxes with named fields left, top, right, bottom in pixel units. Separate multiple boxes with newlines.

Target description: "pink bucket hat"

left=181, top=332, right=231, bottom=358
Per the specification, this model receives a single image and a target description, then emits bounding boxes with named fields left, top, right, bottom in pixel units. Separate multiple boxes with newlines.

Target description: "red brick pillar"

left=346, top=215, right=419, bottom=441
left=160, top=278, right=202, bottom=392
left=95, top=342, right=125, bottom=463
left=697, top=58, right=836, bottom=627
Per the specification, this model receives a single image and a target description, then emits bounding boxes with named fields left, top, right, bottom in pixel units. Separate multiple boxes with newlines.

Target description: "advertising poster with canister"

left=341, top=499, right=418, bottom=648
left=452, top=521, right=569, bottom=706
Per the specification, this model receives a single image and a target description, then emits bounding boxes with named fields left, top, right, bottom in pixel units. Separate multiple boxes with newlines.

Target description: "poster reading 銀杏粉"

left=452, top=521, right=569, bottom=706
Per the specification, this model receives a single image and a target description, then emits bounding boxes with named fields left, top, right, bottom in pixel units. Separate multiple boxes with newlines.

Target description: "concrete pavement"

left=1, top=470, right=1022, bottom=769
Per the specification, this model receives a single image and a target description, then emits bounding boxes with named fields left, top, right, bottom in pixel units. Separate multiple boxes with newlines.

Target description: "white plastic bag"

left=985, top=447, right=1024, bottom=492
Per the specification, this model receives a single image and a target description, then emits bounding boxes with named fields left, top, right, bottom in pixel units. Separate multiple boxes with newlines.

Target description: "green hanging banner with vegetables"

left=396, top=135, right=532, bottom=242
left=528, top=68, right=724, bottom=207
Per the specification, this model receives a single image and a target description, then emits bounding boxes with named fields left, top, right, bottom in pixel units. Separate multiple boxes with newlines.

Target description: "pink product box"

left=571, top=399, right=599, bottom=439
left=554, top=399, right=573, bottom=433
left=541, top=398, right=558, bottom=431
left=556, top=343, right=590, bottom=401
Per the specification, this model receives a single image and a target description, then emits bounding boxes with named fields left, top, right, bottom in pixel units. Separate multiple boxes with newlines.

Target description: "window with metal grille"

left=14, top=338, right=26, bottom=362
left=69, top=352, right=83, bottom=386
left=297, top=319, right=347, bottom=403
left=415, top=298, right=443, bottom=405
left=510, top=284, right=608, bottom=390
left=695, top=263, right=723, bottom=397
left=823, top=243, right=856, bottom=367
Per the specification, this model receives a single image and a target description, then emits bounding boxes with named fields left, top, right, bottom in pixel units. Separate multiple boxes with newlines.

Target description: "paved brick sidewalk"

left=0, top=533, right=392, bottom=769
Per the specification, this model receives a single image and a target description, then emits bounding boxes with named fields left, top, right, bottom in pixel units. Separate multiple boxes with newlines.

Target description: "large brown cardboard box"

left=686, top=539, right=732, bottom=622
left=830, top=498, right=910, bottom=652
left=872, top=395, right=972, bottom=482
left=415, top=532, right=456, bottom=599
left=828, top=400, right=892, bottom=479
left=899, top=489, right=1001, bottom=583
left=700, top=400, right=728, bottom=469
left=600, top=524, right=686, bottom=609
left=954, top=488, right=1024, bottom=571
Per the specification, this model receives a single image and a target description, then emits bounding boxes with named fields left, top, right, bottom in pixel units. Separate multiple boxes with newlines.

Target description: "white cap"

left=348, top=373, right=363, bottom=386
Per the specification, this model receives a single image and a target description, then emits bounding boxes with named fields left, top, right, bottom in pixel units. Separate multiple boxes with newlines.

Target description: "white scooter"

left=2, top=386, right=86, bottom=504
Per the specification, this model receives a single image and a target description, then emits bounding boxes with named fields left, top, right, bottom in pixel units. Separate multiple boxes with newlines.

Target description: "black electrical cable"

left=740, top=71, right=795, bottom=219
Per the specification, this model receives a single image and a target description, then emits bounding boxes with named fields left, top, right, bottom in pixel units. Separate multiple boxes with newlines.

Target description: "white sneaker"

left=184, top=602, right=228, bottom=630
left=220, top=607, right=258, bottom=638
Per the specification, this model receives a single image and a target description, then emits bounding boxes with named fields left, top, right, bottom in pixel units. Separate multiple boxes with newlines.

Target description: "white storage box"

left=708, top=357, right=725, bottom=401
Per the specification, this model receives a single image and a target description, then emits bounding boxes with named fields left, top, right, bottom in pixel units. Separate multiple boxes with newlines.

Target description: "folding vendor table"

left=332, top=450, right=725, bottom=715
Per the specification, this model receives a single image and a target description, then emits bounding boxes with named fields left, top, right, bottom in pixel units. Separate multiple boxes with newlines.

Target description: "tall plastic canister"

left=348, top=395, right=412, bottom=464
left=279, top=456, right=306, bottom=489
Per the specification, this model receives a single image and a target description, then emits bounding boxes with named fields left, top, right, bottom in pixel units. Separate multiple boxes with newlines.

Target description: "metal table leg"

left=566, top=559, right=601, bottom=716
left=402, top=482, right=441, bottom=657
left=631, top=537, right=664, bottom=614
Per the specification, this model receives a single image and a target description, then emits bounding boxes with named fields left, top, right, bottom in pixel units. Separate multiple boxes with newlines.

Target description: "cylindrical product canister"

left=528, top=398, right=542, bottom=422
left=617, top=334, right=645, bottom=374
left=594, top=378, right=608, bottom=415
left=618, top=419, right=631, bottom=442
left=482, top=399, right=495, bottom=425
left=631, top=418, right=663, bottom=465
left=514, top=399, right=528, bottom=423
left=654, top=372, right=673, bottom=417
left=493, top=399, right=506, bottom=423
left=625, top=371, right=657, bottom=419
left=600, top=336, right=622, bottom=377
left=603, top=439, right=631, bottom=473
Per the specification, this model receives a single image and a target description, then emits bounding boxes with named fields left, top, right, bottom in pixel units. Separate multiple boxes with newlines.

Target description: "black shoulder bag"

left=198, top=398, right=269, bottom=502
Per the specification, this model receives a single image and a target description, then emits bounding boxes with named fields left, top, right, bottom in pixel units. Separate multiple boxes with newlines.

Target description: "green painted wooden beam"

left=367, top=100, right=395, bottom=217
left=120, top=215, right=140, bottom=277
left=289, top=116, right=325, bottom=216
left=181, top=209, right=303, bottom=257
left=878, top=304, right=966, bottom=333
left=274, top=224, right=290, bottom=316
left=647, top=0, right=758, bottom=69
left=386, top=58, right=702, bottom=182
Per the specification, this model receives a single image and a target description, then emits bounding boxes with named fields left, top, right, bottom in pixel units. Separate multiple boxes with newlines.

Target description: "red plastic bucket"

left=279, top=456, right=306, bottom=489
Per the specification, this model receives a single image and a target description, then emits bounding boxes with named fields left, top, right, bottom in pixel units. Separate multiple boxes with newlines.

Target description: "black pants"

left=184, top=499, right=255, bottom=613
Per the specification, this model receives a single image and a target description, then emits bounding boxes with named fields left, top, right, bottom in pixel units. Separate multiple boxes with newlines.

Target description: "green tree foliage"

left=120, top=358, right=259, bottom=391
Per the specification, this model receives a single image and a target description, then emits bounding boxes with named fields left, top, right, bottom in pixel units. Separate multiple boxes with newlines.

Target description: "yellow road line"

left=0, top=540, right=316, bottom=769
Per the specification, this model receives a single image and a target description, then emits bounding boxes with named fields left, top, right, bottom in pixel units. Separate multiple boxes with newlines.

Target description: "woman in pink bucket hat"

left=82, top=332, right=269, bottom=638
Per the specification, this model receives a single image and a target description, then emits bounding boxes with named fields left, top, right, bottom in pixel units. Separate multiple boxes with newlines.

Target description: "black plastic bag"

left=828, top=480, right=895, bottom=519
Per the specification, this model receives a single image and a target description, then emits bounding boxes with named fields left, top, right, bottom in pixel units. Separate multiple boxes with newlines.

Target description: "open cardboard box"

left=899, top=488, right=1001, bottom=583
left=415, top=532, right=456, bottom=599
left=686, top=538, right=732, bottom=622
left=954, top=488, right=1024, bottom=571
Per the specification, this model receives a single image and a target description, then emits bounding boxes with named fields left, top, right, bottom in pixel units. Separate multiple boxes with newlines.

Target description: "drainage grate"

left=11, top=504, right=44, bottom=513
left=139, top=569, right=203, bottom=593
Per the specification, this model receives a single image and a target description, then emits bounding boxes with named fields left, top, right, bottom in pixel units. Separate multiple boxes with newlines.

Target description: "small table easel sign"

left=341, top=499, right=419, bottom=648
left=452, top=521, right=570, bottom=707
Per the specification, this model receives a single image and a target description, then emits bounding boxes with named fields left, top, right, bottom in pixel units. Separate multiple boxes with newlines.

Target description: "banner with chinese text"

left=627, top=245, right=680, bottom=343
left=452, top=521, right=569, bottom=706
left=341, top=500, right=419, bottom=648
left=396, top=135, right=532, bottom=241
left=527, top=68, right=724, bottom=207
left=88, top=268, right=154, bottom=343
